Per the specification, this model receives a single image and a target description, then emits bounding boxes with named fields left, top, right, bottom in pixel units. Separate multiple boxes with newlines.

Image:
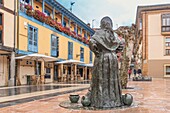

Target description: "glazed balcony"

left=19, top=3, right=90, bottom=45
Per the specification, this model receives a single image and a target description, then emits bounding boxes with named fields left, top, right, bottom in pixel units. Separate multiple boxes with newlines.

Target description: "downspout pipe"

left=14, top=0, right=17, bottom=86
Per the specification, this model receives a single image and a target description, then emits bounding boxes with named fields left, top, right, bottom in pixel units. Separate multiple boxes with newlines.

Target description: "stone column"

left=71, top=64, right=73, bottom=80
left=74, top=64, right=77, bottom=80
left=60, top=64, right=63, bottom=81
left=84, top=66, right=87, bottom=80
left=41, top=61, right=45, bottom=83
left=82, top=67, right=85, bottom=80
left=8, top=52, right=15, bottom=86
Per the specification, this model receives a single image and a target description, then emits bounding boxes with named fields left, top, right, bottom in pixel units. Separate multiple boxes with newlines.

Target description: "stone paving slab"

left=0, top=78, right=170, bottom=113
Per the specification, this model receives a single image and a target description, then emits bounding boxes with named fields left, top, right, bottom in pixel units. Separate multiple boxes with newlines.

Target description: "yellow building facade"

left=17, top=0, right=94, bottom=84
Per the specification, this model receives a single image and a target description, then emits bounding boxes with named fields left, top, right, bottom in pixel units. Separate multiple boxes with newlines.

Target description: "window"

left=84, top=33, right=87, bottom=38
left=139, top=19, right=142, bottom=30
left=166, top=66, right=170, bottom=75
left=63, top=21, right=66, bottom=27
left=80, top=47, right=84, bottom=62
left=166, top=49, right=170, bottom=55
left=44, top=9, right=50, bottom=16
left=68, top=41, right=73, bottom=59
left=162, top=14, right=170, bottom=32
left=74, top=26, right=77, bottom=34
left=0, top=13, right=2, bottom=43
left=20, top=0, right=30, bottom=4
left=28, top=25, right=38, bottom=52
left=45, top=68, right=51, bottom=79
left=90, top=51, right=93, bottom=63
left=165, top=37, right=170, bottom=47
left=165, top=37, right=170, bottom=55
left=51, top=35, right=59, bottom=57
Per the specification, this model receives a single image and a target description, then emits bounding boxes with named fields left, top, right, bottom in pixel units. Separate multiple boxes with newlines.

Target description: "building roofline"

left=135, top=4, right=170, bottom=24
left=45, top=0, right=94, bottom=35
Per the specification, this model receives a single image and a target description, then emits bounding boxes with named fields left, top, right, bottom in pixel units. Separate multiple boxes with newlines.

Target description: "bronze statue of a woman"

left=87, top=16, right=123, bottom=108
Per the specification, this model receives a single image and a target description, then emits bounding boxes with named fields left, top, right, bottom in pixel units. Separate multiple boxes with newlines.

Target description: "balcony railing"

left=20, top=2, right=89, bottom=45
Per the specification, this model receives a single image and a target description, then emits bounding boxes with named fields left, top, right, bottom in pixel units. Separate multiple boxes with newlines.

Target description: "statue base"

left=59, top=100, right=138, bottom=110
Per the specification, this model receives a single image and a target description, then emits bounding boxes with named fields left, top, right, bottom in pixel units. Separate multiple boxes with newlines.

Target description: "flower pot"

left=81, top=96, right=91, bottom=107
left=26, top=10, right=33, bottom=16
left=122, top=93, right=133, bottom=106
left=69, top=94, right=80, bottom=103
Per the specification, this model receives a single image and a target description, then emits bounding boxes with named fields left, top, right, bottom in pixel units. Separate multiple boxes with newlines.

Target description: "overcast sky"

left=58, top=0, right=170, bottom=29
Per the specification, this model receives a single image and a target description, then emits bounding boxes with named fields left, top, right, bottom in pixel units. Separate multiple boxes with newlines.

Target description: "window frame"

left=51, top=34, right=59, bottom=57
left=80, top=47, right=84, bottom=62
left=161, top=14, right=170, bottom=32
left=90, top=51, right=93, bottom=63
left=28, top=24, right=38, bottom=52
left=164, top=37, right=170, bottom=56
left=68, top=41, right=73, bottom=59
left=164, top=64, right=170, bottom=77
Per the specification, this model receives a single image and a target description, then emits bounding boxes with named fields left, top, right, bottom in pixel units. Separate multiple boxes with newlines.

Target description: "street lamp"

left=92, top=19, right=95, bottom=28
left=70, top=2, right=75, bottom=12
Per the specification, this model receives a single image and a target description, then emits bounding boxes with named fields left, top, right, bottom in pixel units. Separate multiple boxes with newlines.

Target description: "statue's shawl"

left=91, top=29, right=120, bottom=52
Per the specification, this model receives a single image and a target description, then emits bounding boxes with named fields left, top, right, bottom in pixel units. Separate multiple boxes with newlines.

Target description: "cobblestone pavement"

left=0, top=78, right=170, bottom=113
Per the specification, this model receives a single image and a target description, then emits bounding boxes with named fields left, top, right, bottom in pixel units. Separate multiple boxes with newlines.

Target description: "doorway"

left=87, top=68, right=89, bottom=80
left=54, top=65, right=58, bottom=81
left=35, top=62, right=41, bottom=75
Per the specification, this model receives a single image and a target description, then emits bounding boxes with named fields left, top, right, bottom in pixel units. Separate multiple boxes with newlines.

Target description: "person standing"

left=133, top=69, right=136, bottom=77
left=128, top=69, right=132, bottom=79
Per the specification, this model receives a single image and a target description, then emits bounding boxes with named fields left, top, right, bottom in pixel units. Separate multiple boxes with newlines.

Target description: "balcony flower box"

left=82, top=37, right=86, bottom=42
left=55, top=23, right=63, bottom=32
left=33, top=10, right=41, bottom=21
left=63, top=27, right=71, bottom=36
left=25, top=4, right=33, bottom=16
left=85, top=39, right=89, bottom=45
left=45, top=16, right=52, bottom=25
left=49, top=19, right=56, bottom=27
left=25, top=4, right=32, bottom=10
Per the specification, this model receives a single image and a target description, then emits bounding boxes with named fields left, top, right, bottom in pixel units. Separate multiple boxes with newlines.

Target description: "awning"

left=15, top=53, right=58, bottom=62
left=78, top=63, right=93, bottom=67
left=55, top=59, right=84, bottom=64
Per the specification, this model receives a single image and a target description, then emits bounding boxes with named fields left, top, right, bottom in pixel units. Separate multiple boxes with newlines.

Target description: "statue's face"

left=100, top=17, right=113, bottom=29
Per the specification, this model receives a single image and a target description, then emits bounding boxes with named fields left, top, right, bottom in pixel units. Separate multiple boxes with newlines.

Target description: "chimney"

left=87, top=23, right=90, bottom=27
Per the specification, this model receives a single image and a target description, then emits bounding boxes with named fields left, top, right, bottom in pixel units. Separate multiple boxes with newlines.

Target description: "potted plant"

left=55, top=23, right=63, bottom=32
left=82, top=37, right=86, bottom=42
left=33, top=10, right=41, bottom=20
left=25, top=4, right=33, bottom=16
left=63, top=27, right=71, bottom=36
left=49, top=20, right=56, bottom=27
left=45, top=16, right=52, bottom=25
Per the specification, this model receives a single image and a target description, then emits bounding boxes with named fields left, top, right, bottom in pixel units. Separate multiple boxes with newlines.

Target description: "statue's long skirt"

left=90, top=51, right=122, bottom=108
